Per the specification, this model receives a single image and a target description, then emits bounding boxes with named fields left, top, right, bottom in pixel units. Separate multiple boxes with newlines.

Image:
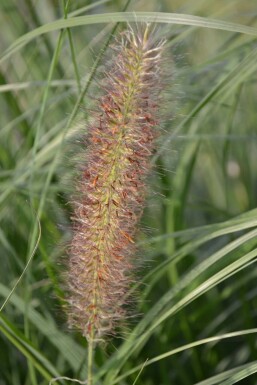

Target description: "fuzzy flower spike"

left=68, top=24, right=166, bottom=341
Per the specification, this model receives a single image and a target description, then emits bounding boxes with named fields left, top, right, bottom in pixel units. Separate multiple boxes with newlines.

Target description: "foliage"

left=0, top=0, right=257, bottom=384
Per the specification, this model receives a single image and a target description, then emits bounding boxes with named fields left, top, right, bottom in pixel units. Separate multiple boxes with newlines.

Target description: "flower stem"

left=87, top=328, right=95, bottom=385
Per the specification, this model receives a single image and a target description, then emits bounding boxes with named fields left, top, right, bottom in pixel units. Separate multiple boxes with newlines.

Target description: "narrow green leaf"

left=2, top=12, right=257, bottom=64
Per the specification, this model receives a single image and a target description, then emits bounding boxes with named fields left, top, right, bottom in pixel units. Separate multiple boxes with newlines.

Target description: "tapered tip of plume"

left=66, top=24, right=167, bottom=341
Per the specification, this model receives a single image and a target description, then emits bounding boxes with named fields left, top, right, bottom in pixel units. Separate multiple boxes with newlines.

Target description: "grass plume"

left=67, top=24, right=166, bottom=341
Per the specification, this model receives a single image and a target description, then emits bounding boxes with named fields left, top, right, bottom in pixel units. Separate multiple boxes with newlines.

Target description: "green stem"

left=87, top=329, right=95, bottom=385
left=62, top=0, right=81, bottom=92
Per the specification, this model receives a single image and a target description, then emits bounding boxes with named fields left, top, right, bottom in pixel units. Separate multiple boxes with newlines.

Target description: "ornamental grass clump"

left=67, top=24, right=166, bottom=344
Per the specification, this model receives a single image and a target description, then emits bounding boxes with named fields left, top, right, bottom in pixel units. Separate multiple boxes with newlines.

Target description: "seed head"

left=67, top=24, right=166, bottom=341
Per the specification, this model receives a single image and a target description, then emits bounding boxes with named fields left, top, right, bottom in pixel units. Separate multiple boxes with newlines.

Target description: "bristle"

left=67, top=25, right=166, bottom=340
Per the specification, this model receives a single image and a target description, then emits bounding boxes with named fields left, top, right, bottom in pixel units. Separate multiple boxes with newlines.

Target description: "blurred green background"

left=1, top=1, right=257, bottom=384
